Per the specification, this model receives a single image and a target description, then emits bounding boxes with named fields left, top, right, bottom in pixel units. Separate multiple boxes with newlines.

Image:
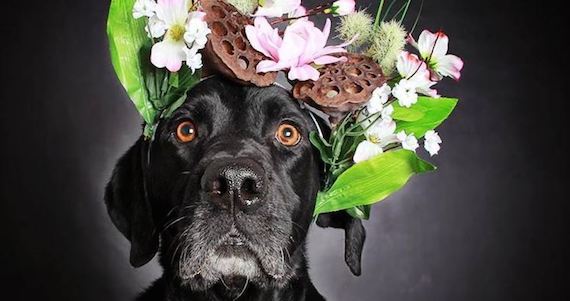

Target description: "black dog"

left=105, top=77, right=365, bottom=300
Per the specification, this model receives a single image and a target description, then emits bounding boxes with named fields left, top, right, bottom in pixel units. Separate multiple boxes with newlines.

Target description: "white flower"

left=146, top=15, right=167, bottom=38
left=367, top=83, right=391, bottom=114
left=381, top=104, right=394, bottom=119
left=149, top=0, right=189, bottom=71
left=151, top=39, right=187, bottom=72
left=254, top=0, right=301, bottom=17
left=353, top=140, right=384, bottom=163
left=184, top=12, right=211, bottom=48
left=367, top=118, right=396, bottom=143
left=424, top=130, right=442, bottom=156
left=409, top=30, right=464, bottom=81
left=331, top=0, right=355, bottom=16
left=184, top=47, right=203, bottom=73
left=146, top=0, right=209, bottom=72
left=396, top=51, right=438, bottom=98
left=396, top=131, right=419, bottom=151
left=392, top=78, right=418, bottom=107
left=353, top=117, right=398, bottom=163
left=133, top=0, right=157, bottom=19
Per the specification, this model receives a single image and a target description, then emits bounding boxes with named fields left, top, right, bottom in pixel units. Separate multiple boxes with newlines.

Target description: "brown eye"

left=275, top=122, right=301, bottom=146
left=176, top=121, right=197, bottom=143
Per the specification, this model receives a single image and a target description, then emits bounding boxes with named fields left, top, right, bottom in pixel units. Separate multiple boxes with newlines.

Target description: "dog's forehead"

left=180, top=78, right=309, bottom=129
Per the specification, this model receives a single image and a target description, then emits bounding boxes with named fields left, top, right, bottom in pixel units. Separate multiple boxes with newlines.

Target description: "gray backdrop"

left=1, top=0, right=568, bottom=300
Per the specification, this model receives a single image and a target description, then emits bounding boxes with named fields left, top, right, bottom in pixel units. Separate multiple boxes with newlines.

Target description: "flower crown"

left=107, top=0, right=464, bottom=219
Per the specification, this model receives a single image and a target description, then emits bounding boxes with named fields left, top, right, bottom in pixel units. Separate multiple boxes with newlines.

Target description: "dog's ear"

left=316, top=211, right=366, bottom=276
left=105, top=137, right=158, bottom=267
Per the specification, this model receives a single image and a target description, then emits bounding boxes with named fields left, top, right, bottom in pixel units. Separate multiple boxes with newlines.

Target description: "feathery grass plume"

left=227, top=0, right=258, bottom=15
left=337, top=10, right=374, bottom=48
left=369, top=21, right=407, bottom=76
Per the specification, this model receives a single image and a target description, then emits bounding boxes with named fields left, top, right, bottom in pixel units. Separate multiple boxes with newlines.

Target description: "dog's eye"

left=275, top=122, right=301, bottom=146
left=176, top=120, right=197, bottom=143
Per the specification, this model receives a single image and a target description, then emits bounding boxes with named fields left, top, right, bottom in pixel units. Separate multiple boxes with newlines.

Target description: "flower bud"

left=331, top=0, right=355, bottom=16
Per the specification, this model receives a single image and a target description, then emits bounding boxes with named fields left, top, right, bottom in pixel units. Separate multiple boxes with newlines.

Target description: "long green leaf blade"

left=314, top=149, right=435, bottom=216
left=107, top=0, right=155, bottom=125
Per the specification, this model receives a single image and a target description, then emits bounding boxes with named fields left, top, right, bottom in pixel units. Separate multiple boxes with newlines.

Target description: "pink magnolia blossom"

left=408, top=30, right=464, bottom=81
left=245, top=17, right=351, bottom=81
left=288, top=5, right=307, bottom=20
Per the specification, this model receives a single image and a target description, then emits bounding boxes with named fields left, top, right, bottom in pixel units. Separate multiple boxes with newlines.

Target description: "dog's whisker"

left=284, top=246, right=292, bottom=263
left=280, top=248, right=291, bottom=270
left=161, top=216, right=188, bottom=233
left=219, top=276, right=230, bottom=290
left=233, top=276, right=249, bottom=301
left=163, top=205, right=181, bottom=220
left=170, top=227, right=192, bottom=266
left=291, top=221, right=307, bottom=233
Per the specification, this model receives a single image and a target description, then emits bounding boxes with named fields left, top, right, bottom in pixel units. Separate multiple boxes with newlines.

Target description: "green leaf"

left=161, top=94, right=187, bottom=119
left=392, top=104, right=425, bottom=121
left=310, top=132, right=332, bottom=163
left=393, top=97, right=458, bottom=138
left=346, top=205, right=371, bottom=220
left=107, top=0, right=156, bottom=125
left=373, top=0, right=385, bottom=28
left=161, top=68, right=201, bottom=112
left=169, top=72, right=180, bottom=88
left=314, top=149, right=435, bottom=216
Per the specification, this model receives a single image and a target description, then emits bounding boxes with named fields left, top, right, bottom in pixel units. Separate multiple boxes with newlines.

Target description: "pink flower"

left=408, top=30, right=464, bottom=81
left=396, top=51, right=438, bottom=97
left=331, top=0, right=355, bottom=16
left=254, top=0, right=301, bottom=18
left=288, top=5, right=307, bottom=20
left=245, top=17, right=351, bottom=81
left=245, top=17, right=283, bottom=60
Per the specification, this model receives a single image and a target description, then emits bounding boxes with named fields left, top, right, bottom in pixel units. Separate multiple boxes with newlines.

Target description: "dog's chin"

left=209, top=245, right=262, bottom=280
left=180, top=244, right=273, bottom=291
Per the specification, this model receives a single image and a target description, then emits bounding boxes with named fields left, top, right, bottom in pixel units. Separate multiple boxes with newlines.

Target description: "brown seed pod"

left=200, top=0, right=277, bottom=86
left=293, top=53, right=387, bottom=123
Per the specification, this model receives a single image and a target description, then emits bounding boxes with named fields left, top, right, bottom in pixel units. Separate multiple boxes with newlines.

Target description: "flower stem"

left=373, top=0, right=385, bottom=28
left=270, top=12, right=319, bottom=25
left=269, top=2, right=334, bottom=25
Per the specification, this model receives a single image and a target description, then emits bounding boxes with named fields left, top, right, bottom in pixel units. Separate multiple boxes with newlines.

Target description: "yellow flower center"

left=369, top=135, right=380, bottom=144
left=168, top=24, right=185, bottom=41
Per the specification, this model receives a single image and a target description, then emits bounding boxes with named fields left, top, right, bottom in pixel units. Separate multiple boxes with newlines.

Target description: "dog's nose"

left=202, top=158, right=266, bottom=213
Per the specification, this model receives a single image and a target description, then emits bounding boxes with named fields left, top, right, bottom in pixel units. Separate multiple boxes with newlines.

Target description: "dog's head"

left=105, top=77, right=365, bottom=292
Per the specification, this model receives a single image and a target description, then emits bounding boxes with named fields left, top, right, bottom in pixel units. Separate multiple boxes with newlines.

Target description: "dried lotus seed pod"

left=201, top=0, right=277, bottom=86
left=293, top=53, right=387, bottom=124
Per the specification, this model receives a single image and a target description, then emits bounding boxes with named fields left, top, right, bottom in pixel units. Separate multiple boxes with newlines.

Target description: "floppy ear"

left=104, top=137, right=158, bottom=267
left=316, top=211, right=366, bottom=276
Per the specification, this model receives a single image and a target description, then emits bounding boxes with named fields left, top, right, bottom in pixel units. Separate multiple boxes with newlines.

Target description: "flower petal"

left=431, top=31, right=449, bottom=58
left=288, top=65, right=320, bottom=81
left=353, top=140, right=384, bottom=163
left=313, top=55, right=344, bottom=65
left=150, top=40, right=186, bottom=72
left=437, top=54, right=464, bottom=80
left=256, top=59, right=283, bottom=73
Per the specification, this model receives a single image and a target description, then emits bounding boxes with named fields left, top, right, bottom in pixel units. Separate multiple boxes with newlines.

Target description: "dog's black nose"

left=202, top=158, right=266, bottom=213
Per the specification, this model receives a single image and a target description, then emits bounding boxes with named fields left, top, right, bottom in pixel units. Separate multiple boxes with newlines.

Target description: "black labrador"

left=105, top=77, right=365, bottom=300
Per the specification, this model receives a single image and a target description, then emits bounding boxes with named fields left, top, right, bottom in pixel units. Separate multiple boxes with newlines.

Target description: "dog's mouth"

left=209, top=233, right=263, bottom=279
left=179, top=228, right=274, bottom=285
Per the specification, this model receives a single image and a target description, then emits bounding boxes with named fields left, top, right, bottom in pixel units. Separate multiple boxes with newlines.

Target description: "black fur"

left=105, top=77, right=365, bottom=300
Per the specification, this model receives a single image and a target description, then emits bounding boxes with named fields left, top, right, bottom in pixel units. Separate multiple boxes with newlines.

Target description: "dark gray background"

left=1, top=0, right=568, bottom=300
